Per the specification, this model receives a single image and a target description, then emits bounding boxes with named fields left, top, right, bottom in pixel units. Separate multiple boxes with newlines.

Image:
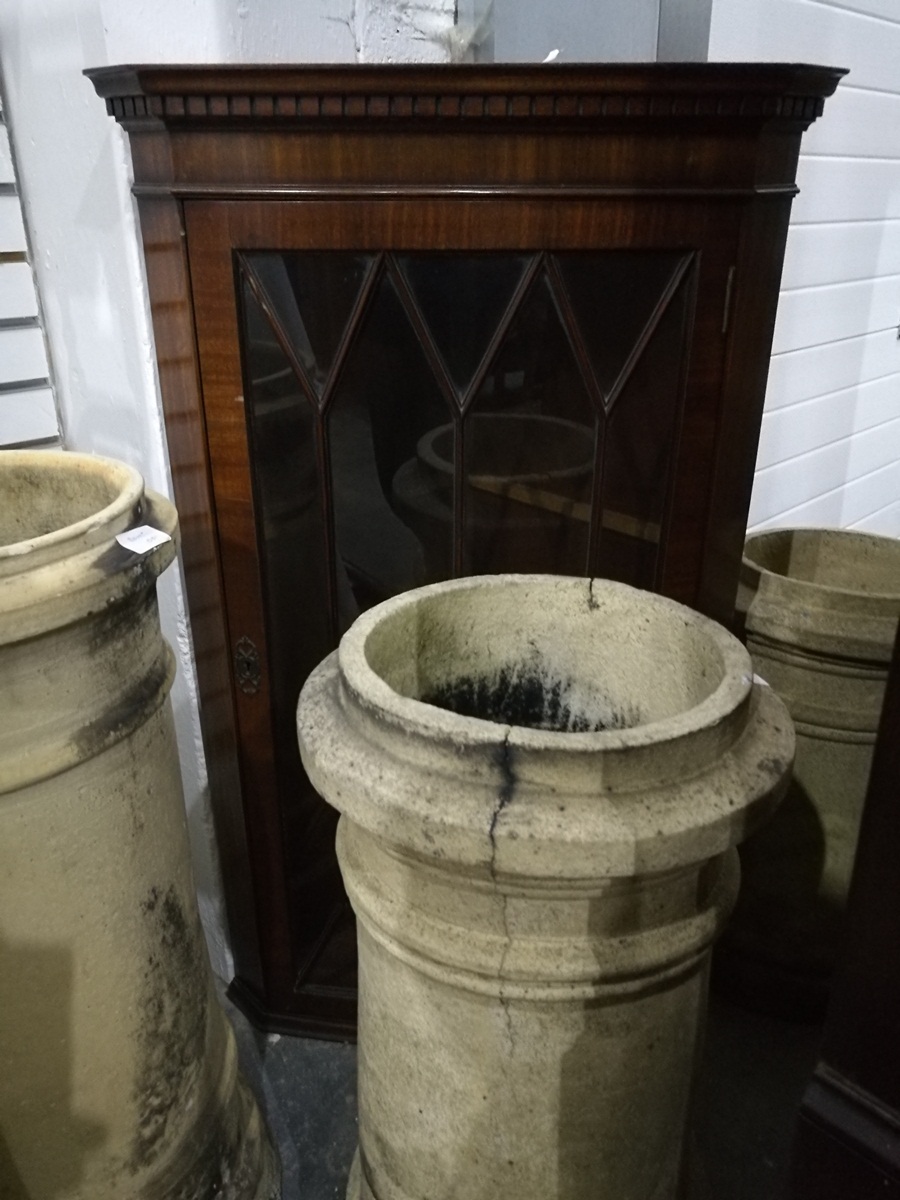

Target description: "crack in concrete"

left=347, top=0, right=363, bottom=60
left=487, top=727, right=515, bottom=860
left=488, top=729, right=516, bottom=1055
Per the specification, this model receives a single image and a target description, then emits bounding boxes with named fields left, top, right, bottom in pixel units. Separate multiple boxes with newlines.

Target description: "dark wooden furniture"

left=89, top=63, right=843, bottom=1038
left=791, top=618, right=900, bottom=1198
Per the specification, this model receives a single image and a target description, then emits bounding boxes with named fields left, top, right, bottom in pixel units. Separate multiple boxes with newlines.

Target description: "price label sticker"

left=115, top=525, right=172, bottom=555
left=742, top=672, right=771, bottom=689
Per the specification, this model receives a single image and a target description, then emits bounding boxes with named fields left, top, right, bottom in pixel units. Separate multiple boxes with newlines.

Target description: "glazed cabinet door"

left=184, top=197, right=741, bottom=1034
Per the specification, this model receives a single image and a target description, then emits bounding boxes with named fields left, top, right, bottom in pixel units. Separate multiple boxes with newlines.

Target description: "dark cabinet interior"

left=90, top=63, right=843, bottom=1037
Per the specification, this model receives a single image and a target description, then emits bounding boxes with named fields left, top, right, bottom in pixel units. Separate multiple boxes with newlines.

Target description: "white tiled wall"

left=0, top=95, right=60, bottom=448
left=709, top=0, right=900, bottom=537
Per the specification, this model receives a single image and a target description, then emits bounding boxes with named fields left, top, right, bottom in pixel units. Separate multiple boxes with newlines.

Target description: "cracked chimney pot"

left=0, top=451, right=280, bottom=1200
left=297, top=573, right=794, bottom=1200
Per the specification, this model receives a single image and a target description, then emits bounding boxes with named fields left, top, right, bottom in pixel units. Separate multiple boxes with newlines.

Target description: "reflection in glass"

left=554, top=251, right=687, bottom=401
left=246, top=251, right=374, bottom=399
left=597, top=274, right=692, bottom=589
left=240, top=276, right=347, bottom=969
left=327, top=268, right=455, bottom=631
left=461, top=273, right=596, bottom=575
left=396, top=253, right=531, bottom=398
left=238, top=247, right=696, bottom=996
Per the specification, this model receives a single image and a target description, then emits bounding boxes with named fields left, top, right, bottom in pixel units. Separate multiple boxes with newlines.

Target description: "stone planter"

left=0, top=451, right=280, bottom=1200
left=717, top=527, right=900, bottom=1017
left=297, top=574, right=793, bottom=1200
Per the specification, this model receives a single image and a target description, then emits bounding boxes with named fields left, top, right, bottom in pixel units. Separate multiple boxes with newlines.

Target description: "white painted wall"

left=709, top=0, right=900, bottom=536
left=492, top=0, right=658, bottom=62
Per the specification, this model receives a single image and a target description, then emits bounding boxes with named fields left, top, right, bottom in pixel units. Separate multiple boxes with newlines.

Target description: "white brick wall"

left=709, top=0, right=900, bottom=537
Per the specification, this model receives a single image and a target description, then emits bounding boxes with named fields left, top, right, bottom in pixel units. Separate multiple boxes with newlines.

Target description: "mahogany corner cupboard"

left=89, top=63, right=844, bottom=1038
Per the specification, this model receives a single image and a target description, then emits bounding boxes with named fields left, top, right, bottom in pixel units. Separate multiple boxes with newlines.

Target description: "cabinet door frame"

left=184, top=194, right=743, bottom=1033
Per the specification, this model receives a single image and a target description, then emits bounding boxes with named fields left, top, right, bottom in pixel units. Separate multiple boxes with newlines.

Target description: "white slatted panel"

left=752, top=416, right=900, bottom=522
left=710, top=0, right=900, bottom=536
left=851, top=498, right=900, bottom=535
left=765, top=329, right=898, bottom=407
left=772, top=275, right=900, bottom=354
left=0, top=93, right=59, bottom=448
left=752, top=460, right=900, bottom=529
left=0, top=325, right=49, bottom=383
left=709, top=0, right=900, bottom=90
left=758, top=374, right=899, bottom=466
left=0, top=194, right=28, bottom=251
left=0, top=385, right=58, bottom=445
left=781, top=220, right=900, bottom=289
left=800, top=87, right=900, bottom=159
left=791, top=158, right=900, bottom=224
left=840, top=460, right=900, bottom=526
left=0, top=260, right=37, bottom=319
left=0, top=125, right=14, bottom=183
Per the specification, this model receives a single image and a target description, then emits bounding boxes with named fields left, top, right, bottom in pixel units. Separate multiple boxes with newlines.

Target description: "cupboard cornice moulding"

left=87, top=62, right=846, bottom=133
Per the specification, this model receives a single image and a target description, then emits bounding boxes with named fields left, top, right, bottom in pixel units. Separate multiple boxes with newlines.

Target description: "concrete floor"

left=224, top=989, right=822, bottom=1200
left=693, top=996, right=822, bottom=1200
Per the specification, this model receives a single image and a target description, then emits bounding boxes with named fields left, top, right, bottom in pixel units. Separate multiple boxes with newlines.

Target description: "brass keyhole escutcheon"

left=234, top=636, right=261, bottom=695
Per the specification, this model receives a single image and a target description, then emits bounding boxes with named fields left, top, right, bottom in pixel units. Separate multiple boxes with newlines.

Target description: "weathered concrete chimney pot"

left=298, top=573, right=793, bottom=1200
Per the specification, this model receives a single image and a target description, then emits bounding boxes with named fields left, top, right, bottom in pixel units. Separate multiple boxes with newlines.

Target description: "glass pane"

left=396, top=252, right=532, bottom=398
left=248, top=251, right=374, bottom=399
left=462, top=271, right=596, bottom=575
left=596, top=275, right=692, bottom=589
left=328, top=270, right=455, bottom=631
left=235, top=247, right=697, bottom=1002
left=240, top=276, right=347, bottom=958
left=554, top=252, right=687, bottom=402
